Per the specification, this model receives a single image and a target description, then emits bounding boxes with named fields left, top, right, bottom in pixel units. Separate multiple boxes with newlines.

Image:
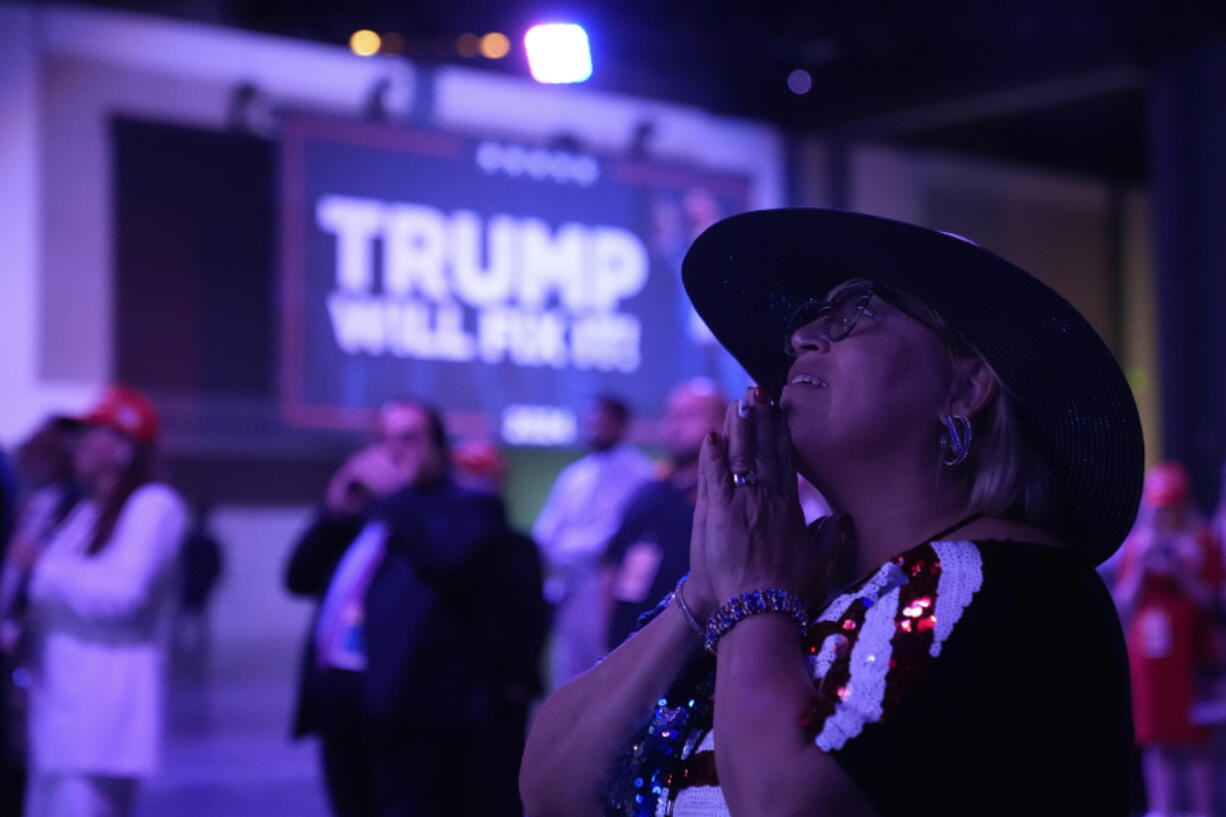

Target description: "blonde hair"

left=878, top=282, right=1061, bottom=526
left=963, top=386, right=1061, bottom=527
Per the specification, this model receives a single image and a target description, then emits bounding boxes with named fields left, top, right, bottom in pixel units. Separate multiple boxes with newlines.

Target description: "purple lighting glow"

left=787, top=69, right=812, bottom=95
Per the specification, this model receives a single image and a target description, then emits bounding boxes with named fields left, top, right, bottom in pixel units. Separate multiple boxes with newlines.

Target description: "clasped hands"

left=685, top=385, right=831, bottom=624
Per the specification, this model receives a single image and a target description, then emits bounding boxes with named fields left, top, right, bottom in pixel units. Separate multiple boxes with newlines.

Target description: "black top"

left=602, top=478, right=695, bottom=647
left=604, top=538, right=1135, bottom=817
left=179, top=528, right=223, bottom=611
left=284, top=477, right=532, bottom=737
left=833, top=540, right=1134, bottom=816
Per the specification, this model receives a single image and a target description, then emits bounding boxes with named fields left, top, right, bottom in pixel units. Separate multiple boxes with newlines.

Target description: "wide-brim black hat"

left=682, top=208, right=1143, bottom=564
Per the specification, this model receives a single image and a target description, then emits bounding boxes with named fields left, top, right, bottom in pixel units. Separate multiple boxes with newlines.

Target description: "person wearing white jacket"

left=15, top=387, right=186, bottom=817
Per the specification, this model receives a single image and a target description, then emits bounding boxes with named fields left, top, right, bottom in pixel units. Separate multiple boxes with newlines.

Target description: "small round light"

left=349, top=29, right=382, bottom=57
left=787, top=68, right=813, bottom=95
left=480, top=32, right=511, bottom=59
left=456, top=33, right=479, bottom=58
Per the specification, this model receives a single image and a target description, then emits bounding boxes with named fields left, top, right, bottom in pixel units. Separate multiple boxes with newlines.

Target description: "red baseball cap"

left=1142, top=462, right=1190, bottom=509
left=77, top=385, right=160, bottom=446
left=452, top=438, right=506, bottom=485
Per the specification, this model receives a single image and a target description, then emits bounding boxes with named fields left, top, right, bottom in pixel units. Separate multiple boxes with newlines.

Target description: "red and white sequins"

left=649, top=540, right=986, bottom=817
left=809, top=541, right=984, bottom=751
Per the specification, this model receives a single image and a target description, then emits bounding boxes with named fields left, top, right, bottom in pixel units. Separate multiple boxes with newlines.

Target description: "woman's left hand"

left=696, top=386, right=823, bottom=605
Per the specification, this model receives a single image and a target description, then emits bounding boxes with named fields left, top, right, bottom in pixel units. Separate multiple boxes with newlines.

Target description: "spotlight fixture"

left=524, top=23, right=592, bottom=84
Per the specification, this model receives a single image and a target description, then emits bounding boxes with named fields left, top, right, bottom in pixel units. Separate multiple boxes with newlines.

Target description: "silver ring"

left=731, top=471, right=758, bottom=487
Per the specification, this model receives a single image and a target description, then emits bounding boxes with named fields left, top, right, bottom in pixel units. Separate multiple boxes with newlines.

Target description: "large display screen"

left=280, top=116, right=753, bottom=444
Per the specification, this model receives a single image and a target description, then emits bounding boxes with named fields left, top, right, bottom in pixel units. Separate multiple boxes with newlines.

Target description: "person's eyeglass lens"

left=786, top=285, right=875, bottom=351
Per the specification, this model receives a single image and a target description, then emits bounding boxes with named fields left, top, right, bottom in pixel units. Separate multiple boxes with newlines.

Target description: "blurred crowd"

left=5, top=382, right=1226, bottom=817
left=0, top=387, right=216, bottom=817
left=1101, top=461, right=1226, bottom=817
left=0, top=378, right=743, bottom=817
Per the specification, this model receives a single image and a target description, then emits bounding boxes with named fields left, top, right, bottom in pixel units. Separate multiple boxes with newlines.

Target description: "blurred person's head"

left=683, top=188, right=721, bottom=240
left=75, top=426, right=144, bottom=489
left=72, top=386, right=158, bottom=490
left=584, top=395, right=631, bottom=453
left=71, top=386, right=159, bottom=555
left=378, top=399, right=449, bottom=487
left=1142, top=461, right=1193, bottom=533
left=14, top=416, right=81, bottom=491
left=660, top=378, right=726, bottom=468
left=452, top=438, right=507, bottom=494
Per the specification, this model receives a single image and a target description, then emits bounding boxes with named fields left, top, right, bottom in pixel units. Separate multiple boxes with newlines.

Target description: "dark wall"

left=1151, top=44, right=1226, bottom=512
left=112, top=117, right=363, bottom=506
left=113, top=117, right=275, bottom=398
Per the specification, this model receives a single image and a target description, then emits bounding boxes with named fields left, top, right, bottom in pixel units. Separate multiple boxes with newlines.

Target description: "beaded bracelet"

left=672, top=574, right=705, bottom=637
left=704, top=587, right=808, bottom=655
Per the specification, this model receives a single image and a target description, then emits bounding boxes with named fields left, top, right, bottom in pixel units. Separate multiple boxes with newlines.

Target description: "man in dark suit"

left=602, top=379, right=727, bottom=647
left=285, top=399, right=515, bottom=817
left=451, top=439, right=550, bottom=817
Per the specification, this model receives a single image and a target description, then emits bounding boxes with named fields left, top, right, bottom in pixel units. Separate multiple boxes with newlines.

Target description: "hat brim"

left=682, top=208, right=1143, bottom=564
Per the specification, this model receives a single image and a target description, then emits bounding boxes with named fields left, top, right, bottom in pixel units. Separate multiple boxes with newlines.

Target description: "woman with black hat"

left=520, top=210, right=1141, bottom=817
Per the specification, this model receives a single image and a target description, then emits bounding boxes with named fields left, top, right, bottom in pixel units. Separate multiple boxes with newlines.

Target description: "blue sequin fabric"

left=602, top=594, right=715, bottom=817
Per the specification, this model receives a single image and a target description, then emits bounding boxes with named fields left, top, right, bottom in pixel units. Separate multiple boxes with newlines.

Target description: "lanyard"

left=826, top=511, right=984, bottom=601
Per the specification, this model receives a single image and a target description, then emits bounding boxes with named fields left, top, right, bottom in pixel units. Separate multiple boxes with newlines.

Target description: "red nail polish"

left=707, top=430, right=719, bottom=445
left=752, top=385, right=768, bottom=404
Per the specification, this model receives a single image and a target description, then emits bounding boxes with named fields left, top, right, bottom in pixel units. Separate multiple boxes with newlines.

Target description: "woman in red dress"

left=1115, top=462, right=1222, bottom=817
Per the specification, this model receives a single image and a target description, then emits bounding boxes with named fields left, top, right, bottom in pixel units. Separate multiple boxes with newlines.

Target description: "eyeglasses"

left=785, top=281, right=974, bottom=359
left=784, top=283, right=879, bottom=353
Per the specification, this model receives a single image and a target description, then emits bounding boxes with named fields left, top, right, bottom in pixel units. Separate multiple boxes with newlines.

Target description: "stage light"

left=524, top=23, right=592, bottom=84
left=350, top=29, right=381, bottom=57
left=480, top=32, right=511, bottom=59
left=457, top=33, right=479, bottom=58
left=787, top=69, right=812, bottom=95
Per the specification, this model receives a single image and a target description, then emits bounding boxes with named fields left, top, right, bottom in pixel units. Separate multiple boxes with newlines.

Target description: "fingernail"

left=707, top=430, right=720, bottom=445
left=737, top=400, right=751, bottom=418
left=752, top=385, right=768, bottom=404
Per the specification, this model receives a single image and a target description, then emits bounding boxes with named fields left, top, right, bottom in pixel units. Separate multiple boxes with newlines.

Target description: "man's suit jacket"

left=285, top=476, right=509, bottom=738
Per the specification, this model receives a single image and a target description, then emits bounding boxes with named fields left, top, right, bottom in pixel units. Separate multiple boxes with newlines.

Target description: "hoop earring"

left=940, top=414, right=973, bottom=467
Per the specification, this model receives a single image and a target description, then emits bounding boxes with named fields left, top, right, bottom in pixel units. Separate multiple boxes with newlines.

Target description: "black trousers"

left=315, top=669, right=525, bottom=817
left=0, top=763, right=23, bottom=817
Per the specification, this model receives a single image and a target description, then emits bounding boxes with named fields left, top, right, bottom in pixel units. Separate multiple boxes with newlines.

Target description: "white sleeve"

left=532, top=466, right=572, bottom=557
left=29, top=484, right=188, bottom=622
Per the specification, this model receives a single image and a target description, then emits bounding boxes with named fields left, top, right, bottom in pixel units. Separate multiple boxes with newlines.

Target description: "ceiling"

left=79, top=1, right=1226, bottom=183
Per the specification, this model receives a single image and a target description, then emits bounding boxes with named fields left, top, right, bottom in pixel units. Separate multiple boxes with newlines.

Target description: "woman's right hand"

left=693, top=391, right=822, bottom=606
